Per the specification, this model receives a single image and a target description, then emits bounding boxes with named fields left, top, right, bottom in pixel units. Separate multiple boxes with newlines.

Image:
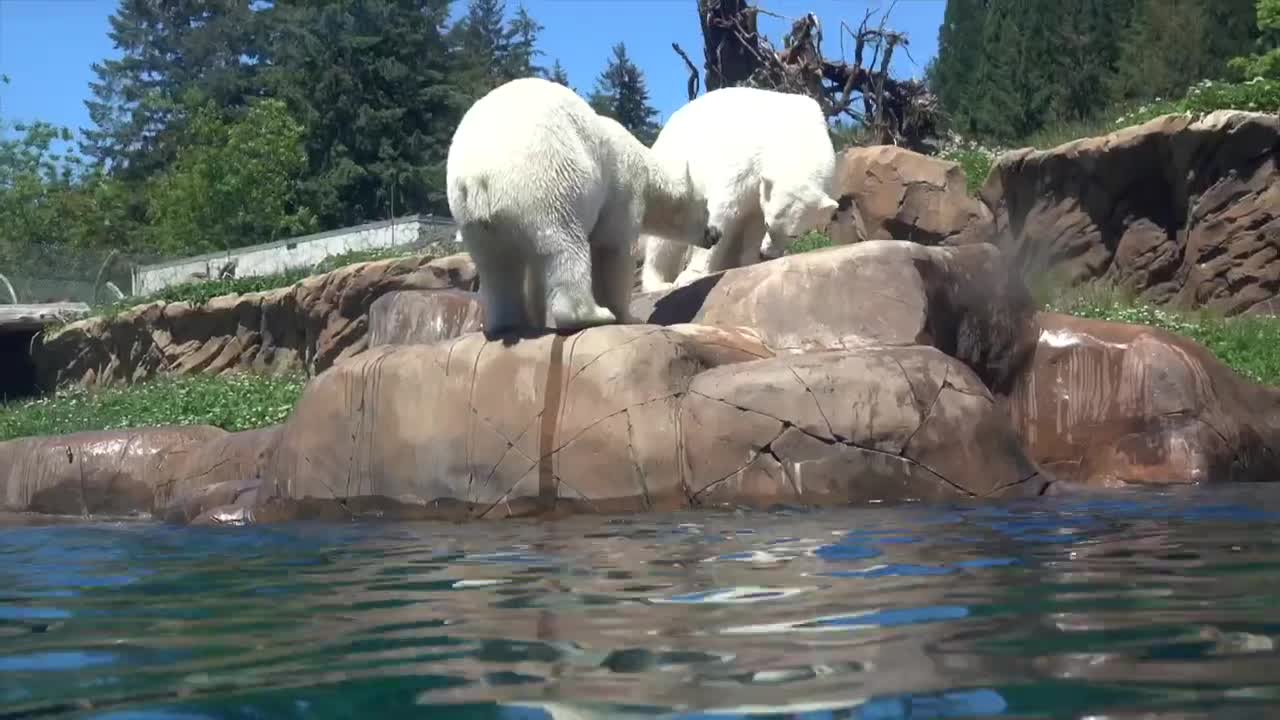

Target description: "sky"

left=0, top=0, right=945, bottom=142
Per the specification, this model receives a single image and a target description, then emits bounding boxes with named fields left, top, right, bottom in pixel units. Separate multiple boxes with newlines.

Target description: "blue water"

left=4, top=486, right=1280, bottom=719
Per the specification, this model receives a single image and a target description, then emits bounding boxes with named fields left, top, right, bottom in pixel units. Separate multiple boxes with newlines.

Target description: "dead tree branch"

left=675, top=0, right=940, bottom=151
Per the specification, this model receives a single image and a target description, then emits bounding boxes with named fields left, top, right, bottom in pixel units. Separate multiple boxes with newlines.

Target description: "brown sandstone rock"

left=0, top=426, right=227, bottom=516
left=265, top=324, right=775, bottom=518
left=33, top=252, right=478, bottom=389
left=682, top=345, right=1046, bottom=507
left=833, top=145, right=993, bottom=245
left=367, top=289, right=485, bottom=347
left=983, top=111, right=1280, bottom=314
left=153, top=426, right=281, bottom=523
left=1006, top=313, right=1280, bottom=487
left=634, top=240, right=1039, bottom=394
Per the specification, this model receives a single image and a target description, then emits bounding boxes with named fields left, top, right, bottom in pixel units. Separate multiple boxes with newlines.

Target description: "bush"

left=0, top=373, right=306, bottom=441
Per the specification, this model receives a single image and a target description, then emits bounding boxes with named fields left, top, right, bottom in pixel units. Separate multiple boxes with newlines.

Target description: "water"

left=4, top=487, right=1280, bottom=720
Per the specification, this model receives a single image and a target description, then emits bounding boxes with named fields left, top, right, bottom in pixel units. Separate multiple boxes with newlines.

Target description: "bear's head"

left=759, top=179, right=841, bottom=260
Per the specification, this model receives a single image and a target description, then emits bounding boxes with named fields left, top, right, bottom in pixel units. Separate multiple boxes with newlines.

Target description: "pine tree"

left=505, top=4, right=545, bottom=80
left=589, top=43, right=660, bottom=145
left=265, top=0, right=463, bottom=226
left=545, top=59, right=572, bottom=87
left=1111, top=0, right=1213, bottom=103
left=931, top=0, right=988, bottom=135
left=82, top=0, right=259, bottom=180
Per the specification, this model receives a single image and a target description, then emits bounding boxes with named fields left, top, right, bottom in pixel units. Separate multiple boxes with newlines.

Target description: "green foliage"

left=1228, top=0, right=1280, bottom=79
left=1045, top=284, right=1280, bottom=385
left=0, top=373, right=306, bottom=441
left=451, top=0, right=545, bottom=101
left=589, top=43, right=660, bottom=146
left=545, top=59, right=572, bottom=88
left=784, top=232, right=834, bottom=255
left=937, top=138, right=1005, bottom=194
left=931, top=0, right=1259, bottom=141
left=145, top=99, right=315, bottom=255
left=264, top=0, right=463, bottom=227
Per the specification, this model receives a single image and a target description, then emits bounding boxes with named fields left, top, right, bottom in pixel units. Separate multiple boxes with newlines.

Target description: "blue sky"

left=0, top=0, right=944, bottom=141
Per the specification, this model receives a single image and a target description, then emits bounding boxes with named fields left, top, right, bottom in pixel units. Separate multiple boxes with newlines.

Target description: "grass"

left=0, top=372, right=307, bottom=441
left=785, top=231, right=834, bottom=255
left=1042, top=282, right=1280, bottom=386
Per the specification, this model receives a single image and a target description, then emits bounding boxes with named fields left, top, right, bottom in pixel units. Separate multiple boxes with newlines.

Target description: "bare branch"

left=672, top=42, right=701, bottom=101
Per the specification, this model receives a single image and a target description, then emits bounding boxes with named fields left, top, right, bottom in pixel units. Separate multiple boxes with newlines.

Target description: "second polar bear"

left=447, top=77, right=715, bottom=333
left=640, top=87, right=853, bottom=292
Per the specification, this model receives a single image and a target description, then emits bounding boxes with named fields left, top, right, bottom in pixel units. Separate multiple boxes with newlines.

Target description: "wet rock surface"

left=1006, top=313, right=1280, bottom=488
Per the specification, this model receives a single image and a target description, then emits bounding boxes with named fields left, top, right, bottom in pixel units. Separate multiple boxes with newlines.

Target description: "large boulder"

left=152, top=426, right=282, bottom=524
left=633, top=240, right=1039, bottom=394
left=367, top=289, right=485, bottom=347
left=0, top=426, right=227, bottom=516
left=682, top=346, right=1046, bottom=505
left=1005, top=313, right=1280, bottom=487
left=833, top=145, right=993, bottom=245
left=33, top=252, right=478, bottom=388
left=266, top=324, right=775, bottom=518
left=983, top=111, right=1280, bottom=315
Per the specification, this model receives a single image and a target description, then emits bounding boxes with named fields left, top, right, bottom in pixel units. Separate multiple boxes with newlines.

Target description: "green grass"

left=0, top=373, right=307, bottom=441
left=785, top=231, right=834, bottom=255
left=1043, top=282, right=1280, bottom=386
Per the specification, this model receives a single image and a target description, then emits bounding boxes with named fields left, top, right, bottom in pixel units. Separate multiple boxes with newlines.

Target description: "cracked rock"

left=634, top=240, right=1038, bottom=395
left=264, top=324, right=774, bottom=519
left=1006, top=312, right=1280, bottom=488
left=682, top=345, right=1046, bottom=507
left=0, top=426, right=227, bottom=516
left=832, top=145, right=994, bottom=246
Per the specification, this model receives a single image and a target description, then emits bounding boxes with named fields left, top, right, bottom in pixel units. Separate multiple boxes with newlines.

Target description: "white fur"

left=640, top=87, right=849, bottom=293
left=446, top=77, right=713, bottom=333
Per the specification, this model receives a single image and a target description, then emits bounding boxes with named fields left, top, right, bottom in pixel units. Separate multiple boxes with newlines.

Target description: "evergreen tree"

left=589, top=43, right=660, bottom=145
left=451, top=0, right=545, bottom=100
left=930, top=0, right=988, bottom=134
left=545, top=59, right=572, bottom=87
left=1111, top=0, right=1213, bottom=103
left=82, top=0, right=259, bottom=180
left=265, top=0, right=463, bottom=226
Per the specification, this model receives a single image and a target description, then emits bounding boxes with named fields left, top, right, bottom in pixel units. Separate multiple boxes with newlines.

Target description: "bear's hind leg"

left=591, top=243, right=635, bottom=324
left=463, top=223, right=532, bottom=334
left=536, top=230, right=616, bottom=331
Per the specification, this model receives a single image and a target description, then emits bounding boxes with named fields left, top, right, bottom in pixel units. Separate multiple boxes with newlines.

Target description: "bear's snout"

left=702, top=225, right=723, bottom=248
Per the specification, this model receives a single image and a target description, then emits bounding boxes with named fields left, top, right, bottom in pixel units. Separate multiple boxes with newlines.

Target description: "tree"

left=545, top=59, right=572, bottom=87
left=589, top=43, right=660, bottom=145
left=82, top=0, right=260, bottom=180
left=931, top=0, right=988, bottom=134
left=1110, top=0, right=1213, bottom=103
left=145, top=99, right=315, bottom=255
left=264, top=0, right=463, bottom=227
left=450, top=0, right=546, bottom=100
left=1229, top=0, right=1280, bottom=79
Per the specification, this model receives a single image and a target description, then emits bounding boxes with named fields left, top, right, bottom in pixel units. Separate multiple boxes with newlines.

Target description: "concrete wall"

left=132, top=214, right=457, bottom=296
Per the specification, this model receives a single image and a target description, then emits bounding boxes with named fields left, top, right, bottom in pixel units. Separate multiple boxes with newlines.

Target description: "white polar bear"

left=640, top=87, right=856, bottom=293
left=446, top=77, right=715, bottom=333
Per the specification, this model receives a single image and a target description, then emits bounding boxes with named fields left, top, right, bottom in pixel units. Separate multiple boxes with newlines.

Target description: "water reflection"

left=1, top=486, right=1280, bottom=718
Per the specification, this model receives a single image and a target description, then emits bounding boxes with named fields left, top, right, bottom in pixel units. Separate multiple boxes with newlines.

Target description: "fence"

left=0, top=213, right=459, bottom=305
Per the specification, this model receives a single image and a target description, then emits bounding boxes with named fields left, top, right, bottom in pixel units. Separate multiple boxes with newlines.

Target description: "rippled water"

left=5, top=487, right=1280, bottom=719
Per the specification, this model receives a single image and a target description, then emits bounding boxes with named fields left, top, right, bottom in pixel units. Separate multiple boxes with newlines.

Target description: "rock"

left=0, top=426, right=227, bottom=516
left=1005, top=313, right=1280, bottom=487
left=682, top=345, right=1047, bottom=506
left=983, top=111, right=1280, bottom=314
left=32, top=252, right=479, bottom=389
left=368, top=289, right=485, bottom=347
left=833, top=145, right=993, bottom=245
left=153, top=426, right=282, bottom=524
left=633, top=240, right=1039, bottom=395
left=265, top=324, right=775, bottom=518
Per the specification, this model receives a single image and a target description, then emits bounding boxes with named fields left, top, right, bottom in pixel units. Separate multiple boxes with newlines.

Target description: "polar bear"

left=446, top=77, right=715, bottom=333
left=640, top=87, right=855, bottom=293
